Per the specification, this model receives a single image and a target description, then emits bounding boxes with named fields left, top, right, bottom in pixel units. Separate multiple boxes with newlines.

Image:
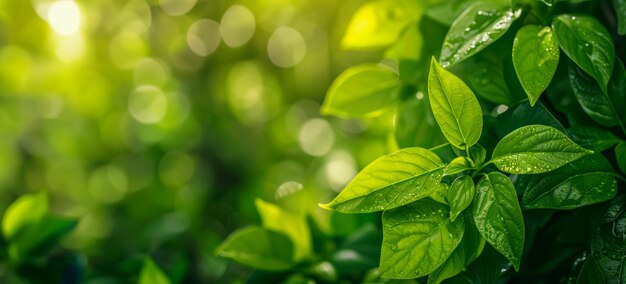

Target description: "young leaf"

left=439, top=3, right=522, bottom=67
left=512, top=25, right=559, bottom=105
left=612, top=0, right=626, bottom=35
left=616, top=142, right=626, bottom=174
left=469, top=144, right=487, bottom=167
left=380, top=199, right=464, bottom=279
left=521, top=154, right=617, bottom=210
left=321, top=64, right=399, bottom=118
left=139, top=258, right=171, bottom=284
left=552, top=15, right=615, bottom=93
left=427, top=213, right=485, bottom=284
left=590, top=195, right=626, bottom=283
left=2, top=192, right=47, bottom=241
left=472, top=172, right=524, bottom=270
left=320, top=147, right=445, bottom=213
left=567, top=126, right=621, bottom=151
left=568, top=61, right=621, bottom=128
left=255, top=199, right=311, bottom=260
left=341, top=0, right=421, bottom=49
left=216, top=226, right=295, bottom=271
left=491, top=125, right=593, bottom=174
left=446, top=175, right=475, bottom=221
left=428, top=58, right=483, bottom=150
left=444, top=156, right=473, bottom=176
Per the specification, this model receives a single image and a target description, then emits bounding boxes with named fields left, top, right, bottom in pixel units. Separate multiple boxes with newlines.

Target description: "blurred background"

left=0, top=0, right=395, bottom=282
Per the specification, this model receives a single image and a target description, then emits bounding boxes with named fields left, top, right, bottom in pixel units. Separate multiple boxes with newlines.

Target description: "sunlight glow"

left=47, top=1, right=81, bottom=35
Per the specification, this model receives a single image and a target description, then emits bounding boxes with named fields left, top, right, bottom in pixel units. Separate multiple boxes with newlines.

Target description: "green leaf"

left=216, top=226, right=295, bottom=271
left=139, top=258, right=171, bottom=284
left=428, top=58, right=483, bottom=150
left=2, top=192, right=47, bottom=241
left=491, top=125, right=593, bottom=174
left=446, top=176, right=475, bottom=221
left=380, top=199, right=464, bottom=279
left=590, top=195, right=626, bottom=283
left=567, top=126, right=621, bottom=151
left=447, top=244, right=507, bottom=283
left=461, top=51, right=520, bottom=105
left=616, top=142, right=626, bottom=174
left=613, top=0, right=626, bottom=35
left=386, top=21, right=422, bottom=61
left=322, top=64, right=399, bottom=118
left=427, top=212, right=485, bottom=284
left=255, top=199, right=311, bottom=261
left=425, top=0, right=474, bottom=26
left=12, top=215, right=77, bottom=260
left=320, top=147, right=445, bottom=213
left=444, top=156, right=474, bottom=176
left=512, top=25, right=559, bottom=106
left=552, top=15, right=615, bottom=93
left=521, top=154, right=617, bottom=210
left=440, top=3, right=522, bottom=67
left=341, top=0, right=421, bottom=49
left=608, top=59, right=626, bottom=133
left=577, top=257, right=605, bottom=284
left=568, top=61, right=621, bottom=128
left=472, top=172, right=524, bottom=270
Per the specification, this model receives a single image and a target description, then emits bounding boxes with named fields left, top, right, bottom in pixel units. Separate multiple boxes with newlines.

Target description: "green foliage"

left=216, top=226, right=295, bottom=271
left=309, top=0, right=626, bottom=282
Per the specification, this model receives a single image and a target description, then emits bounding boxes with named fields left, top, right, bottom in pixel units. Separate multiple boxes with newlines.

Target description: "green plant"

left=320, top=0, right=626, bottom=283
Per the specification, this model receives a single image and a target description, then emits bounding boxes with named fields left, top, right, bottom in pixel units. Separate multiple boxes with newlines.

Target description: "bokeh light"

left=220, top=5, right=256, bottom=47
left=46, top=0, right=81, bottom=35
left=267, top=26, right=307, bottom=68
left=187, top=19, right=221, bottom=57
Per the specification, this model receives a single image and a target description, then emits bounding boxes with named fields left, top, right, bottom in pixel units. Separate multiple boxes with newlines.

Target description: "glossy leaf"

left=512, top=25, right=559, bottom=106
left=469, top=144, right=487, bottom=167
left=590, top=195, right=626, bottom=283
left=380, top=199, right=464, bottom=278
left=428, top=58, right=483, bottom=150
left=320, top=147, right=445, bottom=213
left=491, top=125, right=593, bottom=174
left=322, top=64, right=399, bottom=118
left=216, top=226, right=295, bottom=271
left=428, top=213, right=485, bottom=284
left=616, top=142, right=626, bottom=174
left=446, top=176, right=475, bottom=221
left=472, top=172, right=524, bottom=270
left=613, top=0, right=626, bottom=35
left=552, top=15, right=615, bottom=93
left=608, top=59, right=626, bottom=133
left=255, top=199, right=311, bottom=260
left=440, top=3, right=521, bottom=67
left=521, top=154, right=617, bottom=210
left=341, top=0, right=421, bottom=49
left=462, top=50, right=519, bottom=105
left=568, top=61, right=621, bottom=127
left=2, top=192, right=47, bottom=241
left=567, top=126, right=621, bottom=151
left=139, top=258, right=171, bottom=284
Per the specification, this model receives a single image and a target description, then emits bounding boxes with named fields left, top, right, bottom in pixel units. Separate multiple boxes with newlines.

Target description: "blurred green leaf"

left=255, top=199, right=311, bottom=261
left=2, top=192, right=47, bottom=241
left=322, top=64, right=399, bottom=119
left=342, top=0, right=422, bottom=49
left=139, top=258, right=171, bottom=284
left=216, top=226, right=294, bottom=271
